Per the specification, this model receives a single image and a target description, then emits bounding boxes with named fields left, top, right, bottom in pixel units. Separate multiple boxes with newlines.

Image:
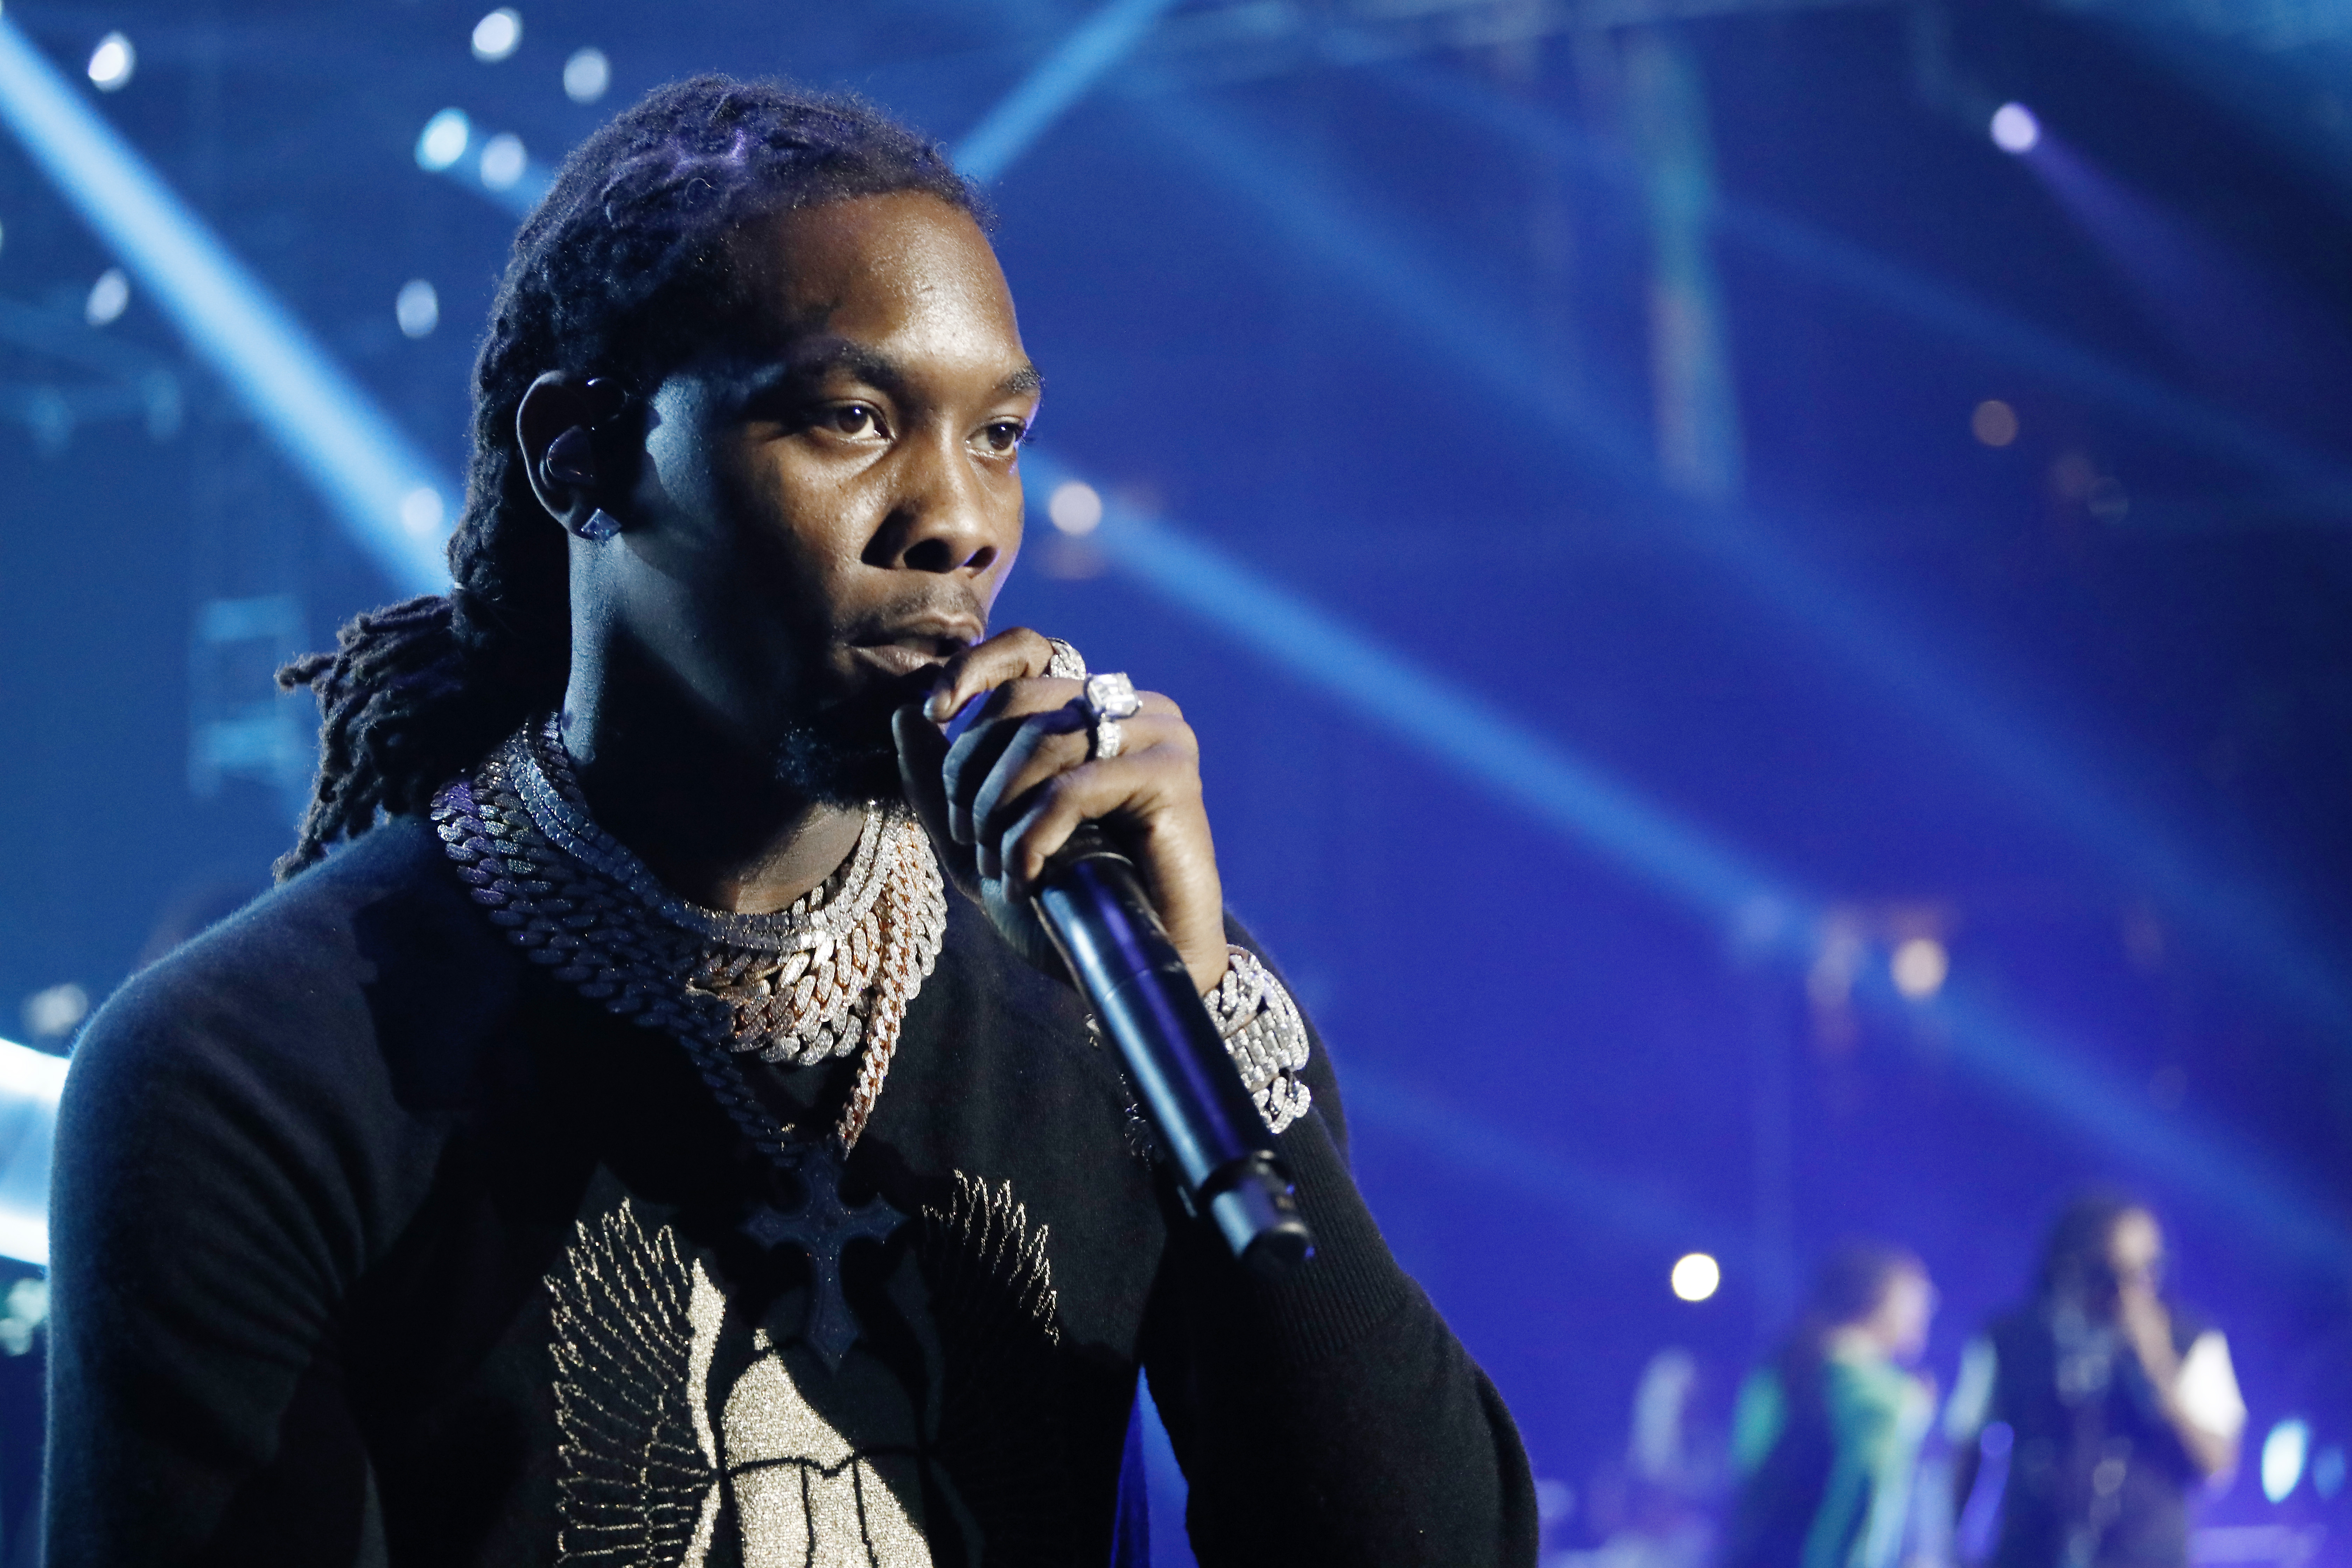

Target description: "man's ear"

left=516, top=371, right=607, bottom=533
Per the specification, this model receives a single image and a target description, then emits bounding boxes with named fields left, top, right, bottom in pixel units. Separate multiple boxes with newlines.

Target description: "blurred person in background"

left=1720, top=1243, right=1938, bottom=1568
left=1947, top=1192, right=2243, bottom=1568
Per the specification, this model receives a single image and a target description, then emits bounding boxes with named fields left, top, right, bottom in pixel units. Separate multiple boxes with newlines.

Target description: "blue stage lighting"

left=416, top=107, right=471, bottom=172
left=2264, top=1419, right=2310, bottom=1503
left=1028, top=451, right=2352, bottom=1280
left=1992, top=102, right=2042, bottom=154
left=953, top=0, right=1182, bottom=182
left=83, top=266, right=129, bottom=326
left=564, top=47, right=609, bottom=105
left=479, top=132, right=527, bottom=191
left=471, top=8, right=522, bottom=64
left=85, top=31, right=133, bottom=92
left=418, top=108, right=548, bottom=217
left=0, top=1035, right=66, bottom=1267
left=0, top=14, right=454, bottom=594
left=396, top=278, right=439, bottom=339
left=1671, top=1253, right=1721, bottom=1301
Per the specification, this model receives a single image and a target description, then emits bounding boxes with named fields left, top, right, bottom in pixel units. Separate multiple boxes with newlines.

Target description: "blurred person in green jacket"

left=1722, top=1244, right=1939, bottom=1568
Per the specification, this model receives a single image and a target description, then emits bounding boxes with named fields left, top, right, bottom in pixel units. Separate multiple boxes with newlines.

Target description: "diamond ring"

left=1083, top=672, right=1141, bottom=760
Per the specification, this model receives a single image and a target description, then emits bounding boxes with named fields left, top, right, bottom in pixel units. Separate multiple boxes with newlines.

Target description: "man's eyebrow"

left=776, top=338, right=904, bottom=391
left=750, top=341, right=1042, bottom=399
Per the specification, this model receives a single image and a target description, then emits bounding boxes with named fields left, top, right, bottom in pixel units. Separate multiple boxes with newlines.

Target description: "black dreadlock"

left=276, top=76, right=983, bottom=878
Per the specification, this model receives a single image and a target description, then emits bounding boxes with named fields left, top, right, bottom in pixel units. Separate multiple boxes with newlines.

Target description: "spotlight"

left=564, top=47, right=610, bottom=105
left=471, top=8, right=522, bottom=63
left=2263, top=1419, right=2310, bottom=1503
left=416, top=109, right=471, bottom=172
left=84, top=267, right=130, bottom=326
left=1670, top=1253, right=1720, bottom=1302
left=478, top=133, right=526, bottom=191
left=1048, top=480, right=1103, bottom=536
left=395, top=279, right=439, bottom=340
left=401, top=486, right=445, bottom=539
left=86, top=31, right=135, bottom=92
left=1971, top=399, right=2019, bottom=448
left=1991, top=103, right=2040, bottom=155
left=1891, top=937, right=1949, bottom=1000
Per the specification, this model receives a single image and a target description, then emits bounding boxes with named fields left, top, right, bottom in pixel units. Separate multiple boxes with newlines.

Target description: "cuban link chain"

left=429, top=717, right=945, bottom=1158
left=1202, top=946, right=1313, bottom=1134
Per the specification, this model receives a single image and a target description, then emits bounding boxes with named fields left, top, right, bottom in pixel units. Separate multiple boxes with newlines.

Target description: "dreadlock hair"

left=275, top=76, right=985, bottom=879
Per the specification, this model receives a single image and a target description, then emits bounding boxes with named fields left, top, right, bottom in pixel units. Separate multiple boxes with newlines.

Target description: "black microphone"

left=1032, top=824, right=1315, bottom=1277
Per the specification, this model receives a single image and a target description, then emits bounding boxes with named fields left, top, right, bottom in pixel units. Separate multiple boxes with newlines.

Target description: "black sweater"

left=47, top=817, right=1536, bottom=1566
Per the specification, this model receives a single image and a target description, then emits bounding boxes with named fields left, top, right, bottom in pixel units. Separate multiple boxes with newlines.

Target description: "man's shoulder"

left=74, top=817, right=522, bottom=1106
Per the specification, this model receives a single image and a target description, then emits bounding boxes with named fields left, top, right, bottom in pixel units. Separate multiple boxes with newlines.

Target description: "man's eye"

left=978, top=419, right=1028, bottom=454
left=822, top=404, right=887, bottom=439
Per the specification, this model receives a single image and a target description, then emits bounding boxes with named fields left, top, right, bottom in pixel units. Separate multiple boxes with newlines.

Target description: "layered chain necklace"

left=430, top=716, right=947, bottom=1364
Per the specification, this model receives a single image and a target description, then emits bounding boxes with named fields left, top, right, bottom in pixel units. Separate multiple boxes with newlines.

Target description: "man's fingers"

left=923, top=628, right=1056, bottom=722
left=994, top=745, right=1199, bottom=890
left=942, top=696, right=1040, bottom=846
left=892, top=707, right=959, bottom=863
left=968, top=710, right=1095, bottom=855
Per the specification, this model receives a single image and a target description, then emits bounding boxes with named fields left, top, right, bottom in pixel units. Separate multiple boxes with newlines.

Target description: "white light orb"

left=1670, top=1252, right=1721, bottom=1302
left=87, top=32, right=135, bottom=91
left=1048, top=480, right=1104, bottom=536
left=416, top=109, right=471, bottom=172
left=1891, top=937, right=1949, bottom=1000
left=84, top=267, right=130, bottom=327
left=1991, top=102, right=2040, bottom=155
left=22, top=982, right=90, bottom=1039
left=2264, top=1419, right=2310, bottom=1503
left=479, top=133, right=527, bottom=191
left=401, top=487, right=445, bottom=538
left=471, top=8, right=522, bottom=62
left=396, top=279, right=440, bottom=340
left=564, top=47, right=610, bottom=104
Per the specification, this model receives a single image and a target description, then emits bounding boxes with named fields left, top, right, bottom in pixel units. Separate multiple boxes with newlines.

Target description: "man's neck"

left=556, top=675, right=869, bottom=917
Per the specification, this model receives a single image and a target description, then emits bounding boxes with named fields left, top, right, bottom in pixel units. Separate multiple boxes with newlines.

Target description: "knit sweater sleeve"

left=1139, top=924, right=1540, bottom=1567
left=44, top=828, right=483, bottom=1567
left=46, top=930, right=387, bottom=1565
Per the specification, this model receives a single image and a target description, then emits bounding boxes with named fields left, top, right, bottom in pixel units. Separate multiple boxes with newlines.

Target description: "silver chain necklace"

left=429, top=717, right=947, bottom=1160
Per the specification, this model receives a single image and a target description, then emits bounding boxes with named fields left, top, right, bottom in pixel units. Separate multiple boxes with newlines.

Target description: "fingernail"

left=940, top=692, right=987, bottom=744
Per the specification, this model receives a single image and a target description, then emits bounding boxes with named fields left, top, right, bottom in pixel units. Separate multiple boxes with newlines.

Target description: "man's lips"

left=846, top=621, right=980, bottom=679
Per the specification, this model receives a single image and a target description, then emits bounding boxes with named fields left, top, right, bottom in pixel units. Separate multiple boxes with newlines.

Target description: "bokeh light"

left=1891, top=937, right=1949, bottom=1000
left=2263, top=1418, right=2310, bottom=1503
left=1972, top=398, right=2019, bottom=447
left=86, top=32, right=135, bottom=92
left=396, top=280, right=440, bottom=340
left=84, top=268, right=130, bottom=327
left=471, top=8, right=523, bottom=63
left=1991, top=102, right=2041, bottom=154
left=1048, top=480, right=1104, bottom=536
left=479, top=134, right=527, bottom=191
left=564, top=47, right=611, bottom=104
left=416, top=109, right=471, bottom=172
left=1669, top=1253, right=1720, bottom=1302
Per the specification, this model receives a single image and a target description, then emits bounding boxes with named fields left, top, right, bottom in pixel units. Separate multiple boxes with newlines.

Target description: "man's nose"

left=868, top=429, right=1014, bottom=575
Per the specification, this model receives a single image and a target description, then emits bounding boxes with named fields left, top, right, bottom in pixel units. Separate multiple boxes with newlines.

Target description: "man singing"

left=46, top=77, right=1536, bottom=1564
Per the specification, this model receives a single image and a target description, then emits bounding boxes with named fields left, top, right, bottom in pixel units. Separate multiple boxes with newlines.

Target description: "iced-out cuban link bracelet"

left=1202, top=946, right=1313, bottom=1134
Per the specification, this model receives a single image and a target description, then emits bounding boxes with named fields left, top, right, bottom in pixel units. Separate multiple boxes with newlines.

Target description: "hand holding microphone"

left=891, top=629, right=1313, bottom=1275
